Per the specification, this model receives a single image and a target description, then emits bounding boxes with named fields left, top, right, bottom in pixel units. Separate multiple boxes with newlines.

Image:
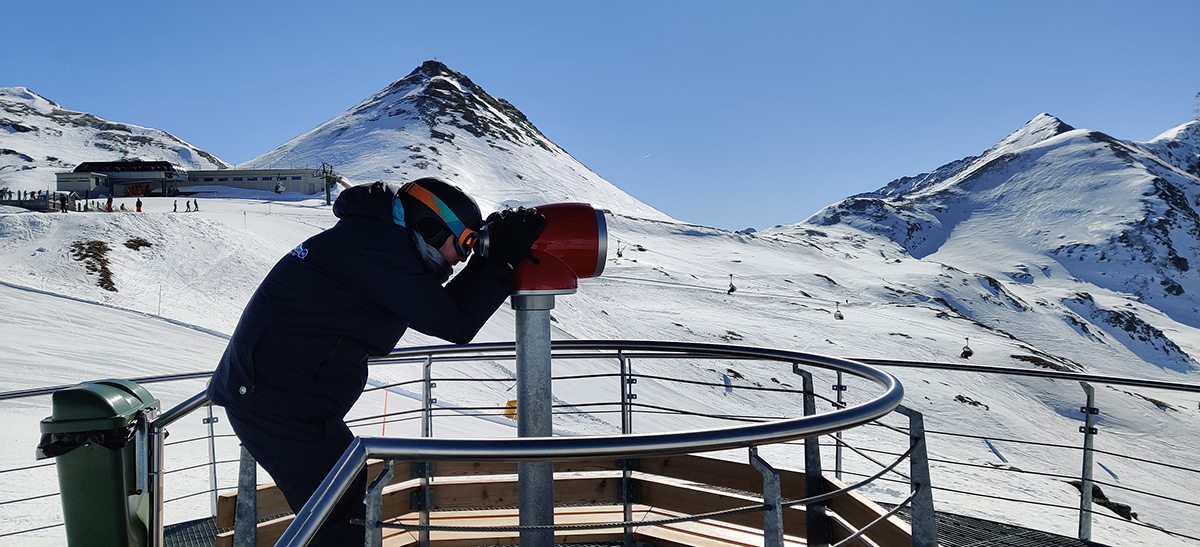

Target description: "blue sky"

left=4, top=1, right=1198, bottom=230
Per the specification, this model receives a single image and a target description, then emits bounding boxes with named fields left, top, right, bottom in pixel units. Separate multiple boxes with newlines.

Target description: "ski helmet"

left=398, top=178, right=484, bottom=259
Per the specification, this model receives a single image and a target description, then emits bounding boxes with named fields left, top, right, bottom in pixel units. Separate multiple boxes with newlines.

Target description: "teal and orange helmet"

left=398, top=178, right=484, bottom=259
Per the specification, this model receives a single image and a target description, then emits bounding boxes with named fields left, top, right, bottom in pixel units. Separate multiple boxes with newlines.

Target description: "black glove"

left=484, top=206, right=546, bottom=267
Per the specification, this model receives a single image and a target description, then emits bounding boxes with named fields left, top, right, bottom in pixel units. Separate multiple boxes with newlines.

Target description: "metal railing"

left=276, top=341, right=908, bottom=546
left=3, top=340, right=1199, bottom=546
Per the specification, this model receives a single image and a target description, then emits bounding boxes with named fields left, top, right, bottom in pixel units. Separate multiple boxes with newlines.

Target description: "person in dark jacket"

left=207, top=179, right=544, bottom=545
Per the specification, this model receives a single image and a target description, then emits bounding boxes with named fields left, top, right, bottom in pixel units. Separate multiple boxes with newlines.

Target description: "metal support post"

left=514, top=294, right=556, bottom=547
left=750, top=448, right=784, bottom=547
left=793, top=365, right=829, bottom=547
left=833, top=372, right=846, bottom=481
left=364, top=460, right=394, bottom=547
left=1078, top=382, right=1099, bottom=541
left=619, top=351, right=634, bottom=435
left=205, top=404, right=220, bottom=516
left=410, top=461, right=433, bottom=547
left=618, top=351, right=635, bottom=547
left=421, top=355, right=435, bottom=438
left=620, top=458, right=637, bottom=547
left=419, top=355, right=435, bottom=547
left=895, top=405, right=938, bottom=547
left=147, top=423, right=166, bottom=547
left=234, top=445, right=258, bottom=547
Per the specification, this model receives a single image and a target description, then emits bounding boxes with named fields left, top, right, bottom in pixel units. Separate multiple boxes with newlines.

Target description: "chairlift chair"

left=960, top=337, right=974, bottom=359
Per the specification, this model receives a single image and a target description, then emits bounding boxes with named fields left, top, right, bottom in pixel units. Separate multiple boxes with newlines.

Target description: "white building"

left=56, top=162, right=338, bottom=199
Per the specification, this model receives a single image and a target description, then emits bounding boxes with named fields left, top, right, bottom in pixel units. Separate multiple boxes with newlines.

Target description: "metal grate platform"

left=163, top=518, right=219, bottom=547
left=886, top=504, right=1111, bottom=547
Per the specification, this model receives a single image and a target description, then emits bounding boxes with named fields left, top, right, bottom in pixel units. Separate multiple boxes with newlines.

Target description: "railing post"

left=750, top=447, right=784, bottom=547
left=147, top=421, right=166, bottom=547
left=1078, top=381, right=1098, bottom=541
left=205, top=403, right=220, bottom=517
left=894, top=405, right=938, bottom=547
left=833, top=371, right=846, bottom=480
left=618, top=350, right=635, bottom=547
left=364, top=460, right=393, bottom=547
left=419, top=355, right=435, bottom=547
left=793, top=365, right=829, bottom=547
left=234, top=445, right=257, bottom=547
left=421, top=355, right=435, bottom=438
left=411, top=461, right=433, bottom=547
left=619, top=351, right=634, bottom=436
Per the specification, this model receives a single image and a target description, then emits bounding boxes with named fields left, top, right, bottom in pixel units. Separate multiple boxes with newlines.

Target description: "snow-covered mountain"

left=243, top=61, right=671, bottom=221
left=0, top=87, right=230, bottom=191
left=0, top=64, right=1198, bottom=546
left=794, top=114, right=1200, bottom=373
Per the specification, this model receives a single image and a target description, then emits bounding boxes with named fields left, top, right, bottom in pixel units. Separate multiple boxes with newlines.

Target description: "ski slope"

left=0, top=194, right=1196, bottom=546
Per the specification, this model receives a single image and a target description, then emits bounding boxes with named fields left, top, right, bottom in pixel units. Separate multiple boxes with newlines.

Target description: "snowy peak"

left=355, top=60, right=556, bottom=153
left=984, top=113, right=1076, bottom=156
left=0, top=86, right=62, bottom=111
left=245, top=61, right=671, bottom=220
left=1139, top=120, right=1200, bottom=177
left=1, top=87, right=230, bottom=191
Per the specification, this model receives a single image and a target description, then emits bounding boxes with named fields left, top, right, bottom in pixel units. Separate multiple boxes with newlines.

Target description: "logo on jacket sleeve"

left=291, top=244, right=309, bottom=259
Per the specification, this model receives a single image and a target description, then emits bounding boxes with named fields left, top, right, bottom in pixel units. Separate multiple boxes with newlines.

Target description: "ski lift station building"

left=55, top=161, right=334, bottom=198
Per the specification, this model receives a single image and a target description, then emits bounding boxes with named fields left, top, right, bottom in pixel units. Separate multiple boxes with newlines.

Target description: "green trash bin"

left=37, top=379, right=160, bottom=547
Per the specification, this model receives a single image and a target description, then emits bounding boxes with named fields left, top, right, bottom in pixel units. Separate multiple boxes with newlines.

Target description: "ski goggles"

left=401, top=182, right=480, bottom=259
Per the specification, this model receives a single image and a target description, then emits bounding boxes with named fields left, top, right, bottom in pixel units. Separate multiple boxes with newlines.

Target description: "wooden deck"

left=213, top=456, right=908, bottom=547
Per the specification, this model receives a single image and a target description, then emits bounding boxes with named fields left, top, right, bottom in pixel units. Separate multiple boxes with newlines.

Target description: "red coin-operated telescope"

left=511, top=203, right=607, bottom=295
left=502, top=202, right=607, bottom=547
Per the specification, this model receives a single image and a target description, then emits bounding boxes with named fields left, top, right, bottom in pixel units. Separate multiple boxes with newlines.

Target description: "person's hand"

left=485, top=207, right=546, bottom=267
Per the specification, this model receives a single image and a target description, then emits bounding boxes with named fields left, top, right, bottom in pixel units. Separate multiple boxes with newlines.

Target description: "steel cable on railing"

left=0, top=522, right=64, bottom=539
left=784, top=434, right=912, bottom=482
left=923, top=428, right=1083, bottom=451
left=164, top=433, right=237, bottom=448
left=163, top=458, right=239, bottom=476
left=361, top=378, right=426, bottom=393
left=164, top=488, right=218, bottom=505
left=781, top=441, right=919, bottom=509
left=0, top=491, right=59, bottom=506
left=1084, top=476, right=1200, bottom=510
left=831, top=490, right=918, bottom=547
left=0, top=461, right=54, bottom=474
left=1085, top=446, right=1200, bottom=475
left=814, top=435, right=1200, bottom=510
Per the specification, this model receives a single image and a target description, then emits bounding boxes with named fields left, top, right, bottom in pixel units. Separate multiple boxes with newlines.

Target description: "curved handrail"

left=278, top=342, right=905, bottom=546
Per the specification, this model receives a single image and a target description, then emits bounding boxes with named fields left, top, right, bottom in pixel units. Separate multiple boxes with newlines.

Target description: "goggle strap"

left=401, top=182, right=470, bottom=239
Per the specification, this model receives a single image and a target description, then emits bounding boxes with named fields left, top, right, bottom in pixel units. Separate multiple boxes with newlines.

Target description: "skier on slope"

left=206, top=179, right=544, bottom=545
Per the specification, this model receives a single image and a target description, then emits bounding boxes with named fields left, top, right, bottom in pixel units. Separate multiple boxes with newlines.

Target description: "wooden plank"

left=427, top=475, right=621, bottom=510
left=215, top=459, right=390, bottom=529
left=215, top=483, right=292, bottom=529
left=382, top=505, right=637, bottom=547
left=429, top=459, right=617, bottom=477
left=639, top=454, right=910, bottom=546
left=636, top=474, right=808, bottom=537
left=633, top=507, right=806, bottom=547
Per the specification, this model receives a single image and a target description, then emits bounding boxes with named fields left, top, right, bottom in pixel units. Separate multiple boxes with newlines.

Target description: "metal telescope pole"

left=514, top=293, right=556, bottom=547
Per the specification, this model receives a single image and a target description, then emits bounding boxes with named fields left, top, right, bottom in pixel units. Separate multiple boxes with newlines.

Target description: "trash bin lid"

left=40, top=379, right=160, bottom=434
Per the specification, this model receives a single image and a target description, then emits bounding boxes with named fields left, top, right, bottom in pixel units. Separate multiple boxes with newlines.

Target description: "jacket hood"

left=333, top=181, right=397, bottom=223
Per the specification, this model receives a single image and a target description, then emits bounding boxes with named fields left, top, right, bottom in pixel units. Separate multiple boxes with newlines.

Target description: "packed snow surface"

left=0, top=192, right=1196, bottom=546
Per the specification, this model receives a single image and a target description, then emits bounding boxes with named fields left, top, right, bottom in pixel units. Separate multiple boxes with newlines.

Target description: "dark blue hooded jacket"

left=207, top=182, right=512, bottom=417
